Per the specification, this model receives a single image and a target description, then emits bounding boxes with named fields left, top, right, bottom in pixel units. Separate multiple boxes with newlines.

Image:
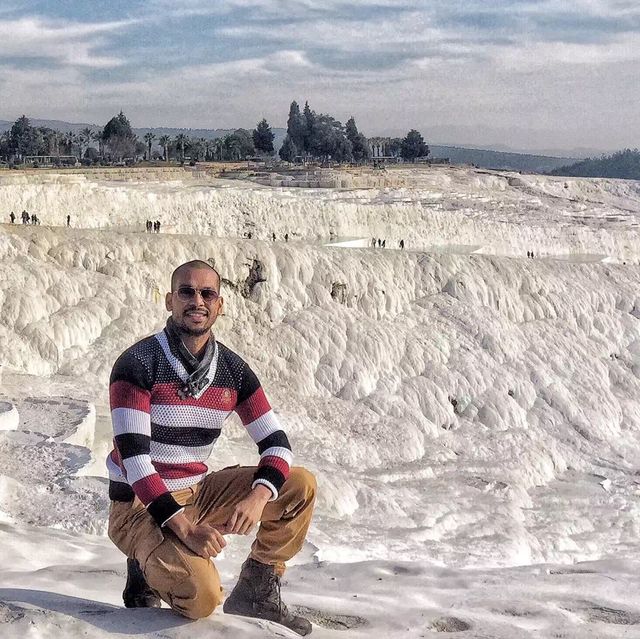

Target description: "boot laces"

left=258, top=570, right=286, bottom=616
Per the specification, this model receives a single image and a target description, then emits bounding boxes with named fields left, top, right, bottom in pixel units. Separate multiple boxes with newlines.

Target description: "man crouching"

left=106, top=259, right=316, bottom=635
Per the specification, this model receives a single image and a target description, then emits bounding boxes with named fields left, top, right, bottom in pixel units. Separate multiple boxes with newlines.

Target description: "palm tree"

left=223, top=134, right=240, bottom=161
left=175, top=133, right=188, bottom=162
left=62, top=131, right=76, bottom=156
left=214, top=138, right=224, bottom=161
left=143, top=132, right=156, bottom=161
left=159, top=135, right=171, bottom=163
left=190, top=138, right=205, bottom=161
left=203, top=138, right=213, bottom=161
left=79, top=127, right=93, bottom=158
left=93, top=128, right=104, bottom=159
left=43, top=130, right=58, bottom=156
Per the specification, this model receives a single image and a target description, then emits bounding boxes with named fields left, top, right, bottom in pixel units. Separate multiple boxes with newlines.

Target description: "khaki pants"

left=108, top=466, right=316, bottom=619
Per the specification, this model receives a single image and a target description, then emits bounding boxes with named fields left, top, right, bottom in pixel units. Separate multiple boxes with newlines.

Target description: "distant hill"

left=429, top=145, right=578, bottom=173
left=548, top=149, right=640, bottom=180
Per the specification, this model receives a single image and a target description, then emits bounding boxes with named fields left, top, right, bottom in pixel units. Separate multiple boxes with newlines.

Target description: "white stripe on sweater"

left=164, top=474, right=207, bottom=491
left=122, top=454, right=157, bottom=484
left=112, top=407, right=151, bottom=436
left=259, top=446, right=293, bottom=465
left=151, top=404, right=230, bottom=429
left=244, top=410, right=282, bottom=443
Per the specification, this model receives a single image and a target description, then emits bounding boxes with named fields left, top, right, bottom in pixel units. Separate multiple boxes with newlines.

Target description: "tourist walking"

left=9, top=211, right=15, bottom=224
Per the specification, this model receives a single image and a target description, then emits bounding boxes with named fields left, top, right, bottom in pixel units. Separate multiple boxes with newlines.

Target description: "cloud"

left=0, top=17, right=135, bottom=68
left=2, top=1, right=640, bottom=151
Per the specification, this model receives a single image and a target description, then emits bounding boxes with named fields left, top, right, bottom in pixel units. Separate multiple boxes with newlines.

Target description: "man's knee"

left=174, top=577, right=223, bottom=619
left=143, top=543, right=223, bottom=619
left=286, top=467, right=317, bottom=500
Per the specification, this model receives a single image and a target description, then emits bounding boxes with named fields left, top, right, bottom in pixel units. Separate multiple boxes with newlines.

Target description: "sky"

left=0, top=0, right=639, bottom=153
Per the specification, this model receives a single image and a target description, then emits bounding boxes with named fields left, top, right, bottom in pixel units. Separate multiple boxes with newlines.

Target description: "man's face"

left=165, top=267, right=223, bottom=336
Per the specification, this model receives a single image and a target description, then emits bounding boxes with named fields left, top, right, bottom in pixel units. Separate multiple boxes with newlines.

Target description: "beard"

left=176, top=323, right=211, bottom=336
left=175, top=310, right=213, bottom=336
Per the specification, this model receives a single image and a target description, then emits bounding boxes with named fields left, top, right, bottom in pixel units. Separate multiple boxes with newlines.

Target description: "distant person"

left=399, top=239, right=405, bottom=250
left=106, top=260, right=315, bottom=635
left=377, top=238, right=381, bottom=248
left=9, top=211, right=15, bottom=224
left=371, top=238, right=376, bottom=248
left=382, top=239, right=386, bottom=248
left=67, top=214, right=71, bottom=227
left=531, top=250, right=535, bottom=258
left=284, top=233, right=289, bottom=242
left=31, top=214, right=38, bottom=225
left=272, top=232, right=276, bottom=242
left=156, top=220, right=161, bottom=233
left=527, top=251, right=530, bottom=258
left=21, top=210, right=29, bottom=225
left=247, top=231, right=252, bottom=239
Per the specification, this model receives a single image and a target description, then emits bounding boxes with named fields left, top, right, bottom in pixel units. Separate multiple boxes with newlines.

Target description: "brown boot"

left=223, top=558, right=312, bottom=636
left=123, top=558, right=161, bottom=609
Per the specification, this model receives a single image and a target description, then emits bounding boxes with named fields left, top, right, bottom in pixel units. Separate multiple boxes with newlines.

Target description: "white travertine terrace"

left=1, top=166, right=640, bottom=638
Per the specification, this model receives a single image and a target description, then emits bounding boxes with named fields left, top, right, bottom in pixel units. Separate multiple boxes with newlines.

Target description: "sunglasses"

left=175, top=286, right=220, bottom=302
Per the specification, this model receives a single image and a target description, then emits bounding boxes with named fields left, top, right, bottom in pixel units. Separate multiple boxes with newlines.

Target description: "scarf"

left=165, top=317, right=216, bottom=399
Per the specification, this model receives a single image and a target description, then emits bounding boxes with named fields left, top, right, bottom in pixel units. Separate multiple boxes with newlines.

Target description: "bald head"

left=170, top=260, right=221, bottom=292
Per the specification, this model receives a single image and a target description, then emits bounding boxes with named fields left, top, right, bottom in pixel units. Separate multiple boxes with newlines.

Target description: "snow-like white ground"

left=2, top=166, right=640, bottom=637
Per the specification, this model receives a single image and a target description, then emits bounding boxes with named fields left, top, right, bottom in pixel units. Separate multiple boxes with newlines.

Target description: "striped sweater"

left=107, top=329, right=292, bottom=526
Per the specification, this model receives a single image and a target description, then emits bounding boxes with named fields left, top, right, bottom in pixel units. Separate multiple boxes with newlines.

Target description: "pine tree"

left=303, top=101, right=315, bottom=154
left=102, top=111, right=137, bottom=161
left=279, top=135, right=298, bottom=162
left=286, top=101, right=305, bottom=152
left=8, top=115, right=39, bottom=159
left=252, top=118, right=275, bottom=155
left=400, top=129, right=429, bottom=161
left=345, top=116, right=370, bottom=162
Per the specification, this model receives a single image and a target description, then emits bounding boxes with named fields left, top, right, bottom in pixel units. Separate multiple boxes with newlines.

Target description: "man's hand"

left=166, top=512, right=226, bottom=559
left=224, top=484, right=272, bottom=535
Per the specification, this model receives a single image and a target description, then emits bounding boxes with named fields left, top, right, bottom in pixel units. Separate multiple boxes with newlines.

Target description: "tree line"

left=0, top=112, right=275, bottom=165
left=0, top=105, right=430, bottom=166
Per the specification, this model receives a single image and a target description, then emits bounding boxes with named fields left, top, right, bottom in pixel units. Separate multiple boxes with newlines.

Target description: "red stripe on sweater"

left=131, top=474, right=169, bottom=505
left=236, top=387, right=271, bottom=424
left=153, top=461, right=208, bottom=479
left=259, top=455, right=290, bottom=476
left=110, top=380, right=151, bottom=412
left=152, top=382, right=238, bottom=410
